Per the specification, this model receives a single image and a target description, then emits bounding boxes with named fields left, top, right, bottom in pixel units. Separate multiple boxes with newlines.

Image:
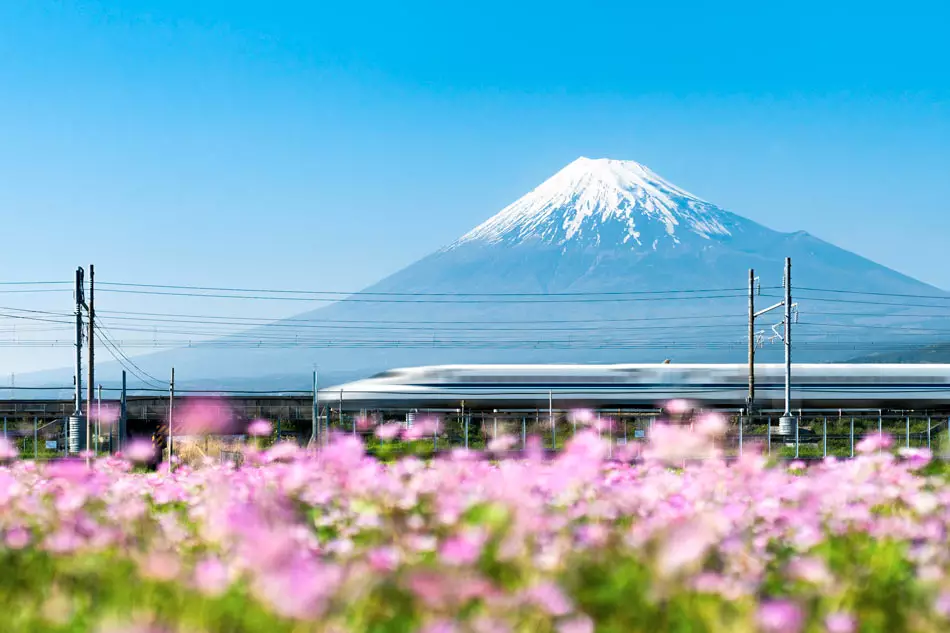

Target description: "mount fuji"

left=22, top=157, right=950, bottom=390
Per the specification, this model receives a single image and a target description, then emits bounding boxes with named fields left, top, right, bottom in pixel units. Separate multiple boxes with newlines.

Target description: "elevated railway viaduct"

left=2, top=395, right=949, bottom=459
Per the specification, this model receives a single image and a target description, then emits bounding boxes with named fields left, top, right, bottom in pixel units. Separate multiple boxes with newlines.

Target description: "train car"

left=318, top=364, right=950, bottom=410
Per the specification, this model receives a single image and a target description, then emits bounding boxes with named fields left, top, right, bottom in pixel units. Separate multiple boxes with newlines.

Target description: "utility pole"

left=86, top=264, right=94, bottom=458
left=747, top=269, right=755, bottom=413
left=461, top=401, right=467, bottom=449
left=311, top=369, right=318, bottom=447
left=96, top=384, right=102, bottom=456
left=119, top=370, right=127, bottom=452
left=339, top=389, right=345, bottom=435
left=71, top=267, right=85, bottom=454
left=168, top=368, right=174, bottom=469
left=782, top=258, right=793, bottom=423
left=749, top=258, right=797, bottom=436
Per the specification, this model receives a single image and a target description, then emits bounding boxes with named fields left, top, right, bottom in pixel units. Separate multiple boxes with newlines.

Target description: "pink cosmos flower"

left=656, top=518, right=716, bottom=575
left=253, top=560, right=340, bottom=620
left=695, top=412, right=727, bottom=436
left=757, top=600, right=804, bottom=633
left=125, top=439, right=156, bottom=463
left=576, top=523, right=608, bottom=547
left=525, top=582, right=572, bottom=616
left=557, top=616, right=594, bottom=633
left=644, top=424, right=714, bottom=463
left=935, top=591, right=950, bottom=618
left=855, top=432, right=893, bottom=454
left=175, top=398, right=233, bottom=434
left=0, top=438, right=17, bottom=460
left=825, top=612, right=856, bottom=633
left=375, top=422, right=403, bottom=440
left=247, top=419, right=273, bottom=437
left=439, top=532, right=484, bottom=566
left=572, top=409, right=594, bottom=424
left=5, top=527, right=30, bottom=549
left=407, top=571, right=450, bottom=608
left=405, top=417, right=440, bottom=441
left=897, top=447, right=931, bottom=469
left=449, top=447, right=479, bottom=461
left=524, top=435, right=544, bottom=461
left=92, top=402, right=121, bottom=427
left=788, top=556, right=832, bottom=586
left=666, top=399, right=692, bottom=415
left=367, top=546, right=400, bottom=573
left=264, top=441, right=300, bottom=462
left=45, top=459, right=91, bottom=482
left=194, top=557, right=230, bottom=597
left=139, top=551, right=181, bottom=582
left=488, top=434, right=518, bottom=452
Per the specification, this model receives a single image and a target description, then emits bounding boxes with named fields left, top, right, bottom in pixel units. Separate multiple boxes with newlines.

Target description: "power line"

left=94, top=308, right=748, bottom=326
left=0, top=311, right=73, bottom=326
left=799, top=286, right=950, bottom=301
left=97, top=280, right=762, bottom=297
left=96, top=288, right=751, bottom=303
left=94, top=321, right=165, bottom=388
left=94, top=331, right=163, bottom=388
left=0, top=305, right=73, bottom=317
left=763, top=293, right=950, bottom=310
left=0, top=289, right=72, bottom=294
left=799, top=321, right=950, bottom=334
left=93, top=321, right=747, bottom=336
left=4, top=339, right=947, bottom=351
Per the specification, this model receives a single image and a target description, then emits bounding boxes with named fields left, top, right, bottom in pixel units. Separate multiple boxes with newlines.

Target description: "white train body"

left=319, top=364, right=950, bottom=410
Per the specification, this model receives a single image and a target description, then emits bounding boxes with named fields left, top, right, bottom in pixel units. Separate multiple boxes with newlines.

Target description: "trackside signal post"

left=748, top=258, right=798, bottom=435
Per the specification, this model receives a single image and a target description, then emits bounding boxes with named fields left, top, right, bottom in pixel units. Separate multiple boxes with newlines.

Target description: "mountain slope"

left=849, top=344, right=950, bottom=364
left=452, top=157, right=739, bottom=249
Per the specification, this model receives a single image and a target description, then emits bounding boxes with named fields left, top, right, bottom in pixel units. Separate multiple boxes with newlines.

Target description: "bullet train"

left=319, top=364, right=950, bottom=410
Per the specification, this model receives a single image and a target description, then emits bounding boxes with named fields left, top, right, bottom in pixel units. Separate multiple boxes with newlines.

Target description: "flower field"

left=1, top=413, right=950, bottom=633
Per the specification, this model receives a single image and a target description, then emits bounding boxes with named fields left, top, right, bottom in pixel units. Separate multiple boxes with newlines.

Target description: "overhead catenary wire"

left=94, top=320, right=166, bottom=388
left=94, top=331, right=166, bottom=389
left=97, top=281, right=765, bottom=297
left=93, top=309, right=750, bottom=326
left=798, top=286, right=950, bottom=301
left=96, top=288, right=753, bottom=303
left=4, top=279, right=950, bottom=363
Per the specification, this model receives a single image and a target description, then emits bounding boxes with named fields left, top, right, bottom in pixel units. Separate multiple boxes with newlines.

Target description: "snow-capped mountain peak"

left=450, top=157, right=740, bottom=250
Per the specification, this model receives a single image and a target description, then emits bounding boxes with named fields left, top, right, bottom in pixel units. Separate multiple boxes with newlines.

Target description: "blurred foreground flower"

left=757, top=600, right=804, bottom=633
left=124, top=439, right=155, bottom=463
left=175, top=398, right=233, bottom=434
left=0, top=437, right=18, bottom=461
left=91, top=402, right=121, bottom=427
left=487, top=434, right=518, bottom=452
left=825, top=613, right=856, bottom=633
left=247, top=419, right=273, bottom=437
left=375, top=422, right=403, bottom=440
left=856, top=432, right=893, bottom=454
left=0, top=420, right=944, bottom=632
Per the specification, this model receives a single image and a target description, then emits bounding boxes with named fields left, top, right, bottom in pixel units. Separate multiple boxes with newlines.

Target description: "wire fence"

left=2, top=408, right=947, bottom=465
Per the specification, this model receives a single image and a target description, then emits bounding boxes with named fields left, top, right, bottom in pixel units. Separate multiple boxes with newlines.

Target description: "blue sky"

left=1, top=0, right=949, bottom=373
